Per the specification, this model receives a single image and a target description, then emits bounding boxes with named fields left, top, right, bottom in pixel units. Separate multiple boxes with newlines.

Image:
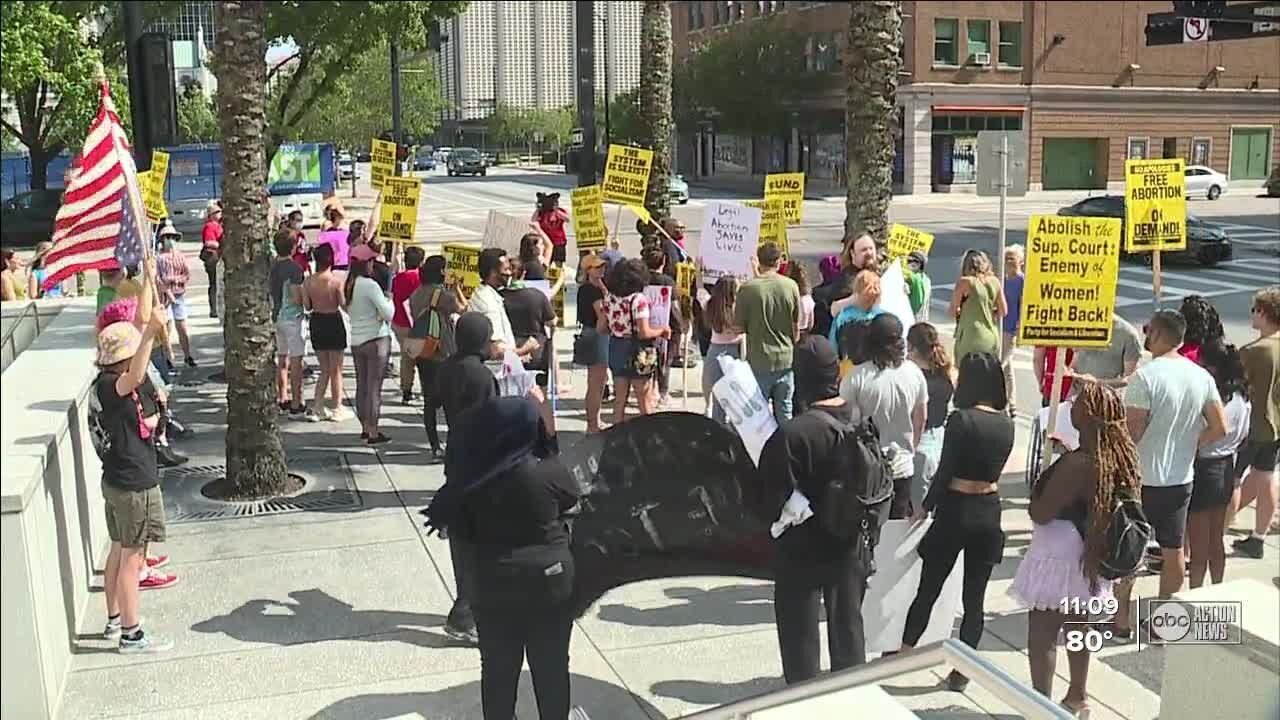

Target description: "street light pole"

left=390, top=39, right=403, bottom=176
left=603, top=4, right=611, bottom=147
left=574, top=1, right=598, bottom=186
left=122, top=1, right=151, bottom=168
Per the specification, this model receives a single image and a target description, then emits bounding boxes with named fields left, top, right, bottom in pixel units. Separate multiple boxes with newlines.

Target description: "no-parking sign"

left=1183, top=18, right=1209, bottom=42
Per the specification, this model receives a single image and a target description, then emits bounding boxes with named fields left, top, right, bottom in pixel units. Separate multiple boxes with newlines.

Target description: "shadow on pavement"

left=596, top=584, right=773, bottom=628
left=649, top=675, right=781, bottom=707
left=307, top=673, right=664, bottom=720
left=190, top=588, right=460, bottom=650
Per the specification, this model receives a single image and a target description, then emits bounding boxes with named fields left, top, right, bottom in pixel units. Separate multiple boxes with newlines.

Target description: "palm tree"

left=638, top=0, right=673, bottom=221
left=844, top=1, right=903, bottom=248
left=211, top=0, right=288, bottom=496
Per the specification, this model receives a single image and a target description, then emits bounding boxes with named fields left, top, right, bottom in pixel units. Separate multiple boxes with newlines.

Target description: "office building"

left=673, top=0, right=1279, bottom=193
left=148, top=1, right=217, bottom=97
left=434, top=0, right=642, bottom=135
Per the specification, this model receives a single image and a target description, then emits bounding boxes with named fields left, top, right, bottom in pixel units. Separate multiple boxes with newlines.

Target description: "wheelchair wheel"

left=1025, top=414, right=1044, bottom=489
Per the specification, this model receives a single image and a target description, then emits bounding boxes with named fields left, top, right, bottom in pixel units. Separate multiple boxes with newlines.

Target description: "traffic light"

left=1173, top=1, right=1226, bottom=18
left=138, top=32, right=178, bottom=148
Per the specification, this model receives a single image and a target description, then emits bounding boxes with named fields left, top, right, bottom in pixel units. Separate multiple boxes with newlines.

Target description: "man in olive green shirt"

left=734, top=241, right=800, bottom=423
left=1232, top=286, right=1280, bottom=559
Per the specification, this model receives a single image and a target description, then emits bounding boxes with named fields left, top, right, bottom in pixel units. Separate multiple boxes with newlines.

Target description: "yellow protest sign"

left=370, top=138, right=397, bottom=190
left=546, top=264, right=566, bottom=327
left=377, top=176, right=421, bottom=243
left=1018, top=215, right=1122, bottom=349
left=570, top=185, right=608, bottom=252
left=631, top=204, right=652, bottom=226
left=137, top=170, right=168, bottom=223
left=1124, top=158, right=1186, bottom=253
left=602, top=144, right=654, bottom=206
left=743, top=198, right=788, bottom=257
left=764, top=172, right=805, bottom=225
left=444, top=243, right=482, bottom=299
left=675, top=260, right=697, bottom=300
left=886, top=223, right=935, bottom=260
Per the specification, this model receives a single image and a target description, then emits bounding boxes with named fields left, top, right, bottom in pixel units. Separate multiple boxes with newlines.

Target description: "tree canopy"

left=176, top=86, right=218, bottom=144
left=488, top=104, right=574, bottom=148
left=272, top=40, right=444, bottom=151
left=263, top=0, right=466, bottom=155
left=680, top=18, right=825, bottom=137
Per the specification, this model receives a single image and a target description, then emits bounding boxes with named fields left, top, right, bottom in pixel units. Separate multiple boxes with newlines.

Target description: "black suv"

left=1057, top=195, right=1232, bottom=266
left=447, top=147, right=487, bottom=177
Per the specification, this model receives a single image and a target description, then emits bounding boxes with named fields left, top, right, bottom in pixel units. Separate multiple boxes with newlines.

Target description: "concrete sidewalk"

left=58, top=287, right=1279, bottom=719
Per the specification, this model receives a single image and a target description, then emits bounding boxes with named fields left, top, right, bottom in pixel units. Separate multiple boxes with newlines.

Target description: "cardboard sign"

left=602, top=144, right=654, bottom=206
left=482, top=210, right=529, bottom=255
left=699, top=201, right=761, bottom=284
left=764, top=172, right=805, bottom=225
left=743, top=198, right=788, bottom=257
left=862, top=520, right=966, bottom=653
left=377, top=176, right=420, bottom=243
left=711, top=355, right=778, bottom=466
left=546, top=264, right=566, bottom=327
left=675, top=260, right=697, bottom=300
left=1124, top=158, right=1187, bottom=253
left=644, top=284, right=673, bottom=330
left=443, top=243, right=482, bottom=298
left=886, top=223, right=935, bottom=260
left=137, top=170, right=168, bottom=223
left=370, top=138, right=397, bottom=190
left=571, top=184, right=608, bottom=252
left=1019, top=215, right=1122, bottom=348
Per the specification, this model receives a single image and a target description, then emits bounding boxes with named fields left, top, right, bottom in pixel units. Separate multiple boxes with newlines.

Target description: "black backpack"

left=1098, top=490, right=1153, bottom=580
left=812, top=411, right=896, bottom=573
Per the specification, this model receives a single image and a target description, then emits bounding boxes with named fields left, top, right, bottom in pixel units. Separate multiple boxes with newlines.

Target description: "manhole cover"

left=161, top=454, right=361, bottom=523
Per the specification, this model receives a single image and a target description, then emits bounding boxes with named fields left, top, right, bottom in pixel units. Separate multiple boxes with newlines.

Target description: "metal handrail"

left=680, top=639, right=1073, bottom=720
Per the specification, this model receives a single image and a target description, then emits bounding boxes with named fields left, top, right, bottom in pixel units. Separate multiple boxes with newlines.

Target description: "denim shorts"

left=169, top=293, right=188, bottom=321
left=574, top=328, right=609, bottom=367
left=608, top=335, right=641, bottom=378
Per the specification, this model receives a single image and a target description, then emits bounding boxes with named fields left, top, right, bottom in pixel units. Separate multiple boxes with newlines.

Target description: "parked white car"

left=1183, top=165, right=1228, bottom=200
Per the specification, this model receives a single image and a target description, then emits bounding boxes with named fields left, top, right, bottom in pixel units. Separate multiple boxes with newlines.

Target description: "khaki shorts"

left=102, top=483, right=167, bottom=548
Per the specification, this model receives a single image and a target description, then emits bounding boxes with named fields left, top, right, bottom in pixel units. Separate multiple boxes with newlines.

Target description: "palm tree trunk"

left=638, top=1, right=673, bottom=221
left=212, top=0, right=288, bottom=496
left=844, top=1, right=903, bottom=249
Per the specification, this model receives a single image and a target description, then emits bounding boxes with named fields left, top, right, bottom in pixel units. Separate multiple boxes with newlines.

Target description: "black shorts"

left=551, top=244, right=567, bottom=265
left=1235, top=439, right=1280, bottom=476
left=1190, top=456, right=1234, bottom=513
left=309, top=311, right=347, bottom=352
left=1142, top=484, right=1193, bottom=549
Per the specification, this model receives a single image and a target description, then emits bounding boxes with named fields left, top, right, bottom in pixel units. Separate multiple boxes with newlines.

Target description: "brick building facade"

left=672, top=0, right=1279, bottom=193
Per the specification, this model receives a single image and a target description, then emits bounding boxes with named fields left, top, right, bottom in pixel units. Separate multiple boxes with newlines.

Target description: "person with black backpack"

left=901, top=352, right=1014, bottom=692
left=756, top=340, right=894, bottom=684
left=1010, top=382, right=1145, bottom=718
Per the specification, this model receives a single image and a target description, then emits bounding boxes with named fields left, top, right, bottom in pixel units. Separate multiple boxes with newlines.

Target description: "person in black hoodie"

left=424, top=397, right=581, bottom=720
left=756, top=343, right=869, bottom=684
left=431, top=312, right=501, bottom=646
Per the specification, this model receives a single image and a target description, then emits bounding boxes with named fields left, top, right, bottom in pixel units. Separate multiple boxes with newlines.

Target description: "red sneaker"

left=146, top=555, right=170, bottom=570
left=139, top=570, right=179, bottom=591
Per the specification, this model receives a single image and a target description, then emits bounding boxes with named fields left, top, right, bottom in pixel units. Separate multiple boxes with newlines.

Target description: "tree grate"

left=161, top=455, right=361, bottom=524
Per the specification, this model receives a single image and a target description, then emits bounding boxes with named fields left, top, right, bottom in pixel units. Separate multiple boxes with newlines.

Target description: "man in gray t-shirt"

left=1069, top=313, right=1141, bottom=394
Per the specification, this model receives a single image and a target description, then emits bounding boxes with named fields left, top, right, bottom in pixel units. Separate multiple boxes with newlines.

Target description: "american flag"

left=40, top=81, right=150, bottom=291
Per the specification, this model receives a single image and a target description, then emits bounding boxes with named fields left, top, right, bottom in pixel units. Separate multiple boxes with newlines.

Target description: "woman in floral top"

left=602, top=258, right=670, bottom=423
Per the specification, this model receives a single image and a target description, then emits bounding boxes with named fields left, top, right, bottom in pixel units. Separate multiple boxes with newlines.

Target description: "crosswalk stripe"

left=1149, top=266, right=1262, bottom=291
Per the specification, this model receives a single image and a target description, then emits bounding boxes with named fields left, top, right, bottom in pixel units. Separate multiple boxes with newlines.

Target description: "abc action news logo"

left=1145, top=600, right=1244, bottom=644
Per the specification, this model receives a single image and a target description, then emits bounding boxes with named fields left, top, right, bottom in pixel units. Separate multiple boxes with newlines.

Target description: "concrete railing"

left=1, top=300, right=66, bottom=372
left=1, top=298, right=109, bottom=719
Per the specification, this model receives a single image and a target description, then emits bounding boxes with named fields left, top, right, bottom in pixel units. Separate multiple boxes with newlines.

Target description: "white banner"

left=862, top=519, right=966, bottom=653
left=880, top=259, right=917, bottom=338
left=644, top=284, right=674, bottom=330
left=711, top=355, right=777, bottom=465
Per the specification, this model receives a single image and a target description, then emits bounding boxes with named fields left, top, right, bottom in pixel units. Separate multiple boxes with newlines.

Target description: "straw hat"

left=96, top=321, right=141, bottom=367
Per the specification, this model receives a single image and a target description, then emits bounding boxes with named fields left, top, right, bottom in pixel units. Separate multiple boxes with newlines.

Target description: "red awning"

left=932, top=105, right=1026, bottom=113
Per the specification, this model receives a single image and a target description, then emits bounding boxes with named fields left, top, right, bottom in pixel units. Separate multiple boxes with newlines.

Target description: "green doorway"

left=1042, top=138, right=1102, bottom=190
left=1229, top=127, right=1272, bottom=180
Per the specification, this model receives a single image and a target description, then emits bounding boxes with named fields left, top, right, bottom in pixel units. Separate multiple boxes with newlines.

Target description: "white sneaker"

left=118, top=631, right=174, bottom=654
left=103, top=616, right=145, bottom=640
left=328, top=406, right=354, bottom=422
left=305, top=406, right=328, bottom=423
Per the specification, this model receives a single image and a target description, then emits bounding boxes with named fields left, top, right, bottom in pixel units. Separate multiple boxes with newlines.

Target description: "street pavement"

left=56, top=257, right=1280, bottom=719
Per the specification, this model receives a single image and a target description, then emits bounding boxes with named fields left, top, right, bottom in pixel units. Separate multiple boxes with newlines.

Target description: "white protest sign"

left=482, top=210, right=530, bottom=255
left=862, top=519, right=965, bottom=653
left=644, top=284, right=673, bottom=330
left=711, top=355, right=777, bottom=465
left=1038, top=399, right=1079, bottom=452
left=487, top=350, right=536, bottom=398
left=699, top=201, right=761, bottom=284
left=880, top=259, right=916, bottom=338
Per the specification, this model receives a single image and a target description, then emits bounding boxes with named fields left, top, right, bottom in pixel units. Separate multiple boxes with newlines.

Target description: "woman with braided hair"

left=1010, top=382, right=1141, bottom=717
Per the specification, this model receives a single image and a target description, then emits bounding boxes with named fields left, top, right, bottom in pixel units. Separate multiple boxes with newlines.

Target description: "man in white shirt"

left=467, top=248, right=517, bottom=351
left=1114, top=309, right=1227, bottom=639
